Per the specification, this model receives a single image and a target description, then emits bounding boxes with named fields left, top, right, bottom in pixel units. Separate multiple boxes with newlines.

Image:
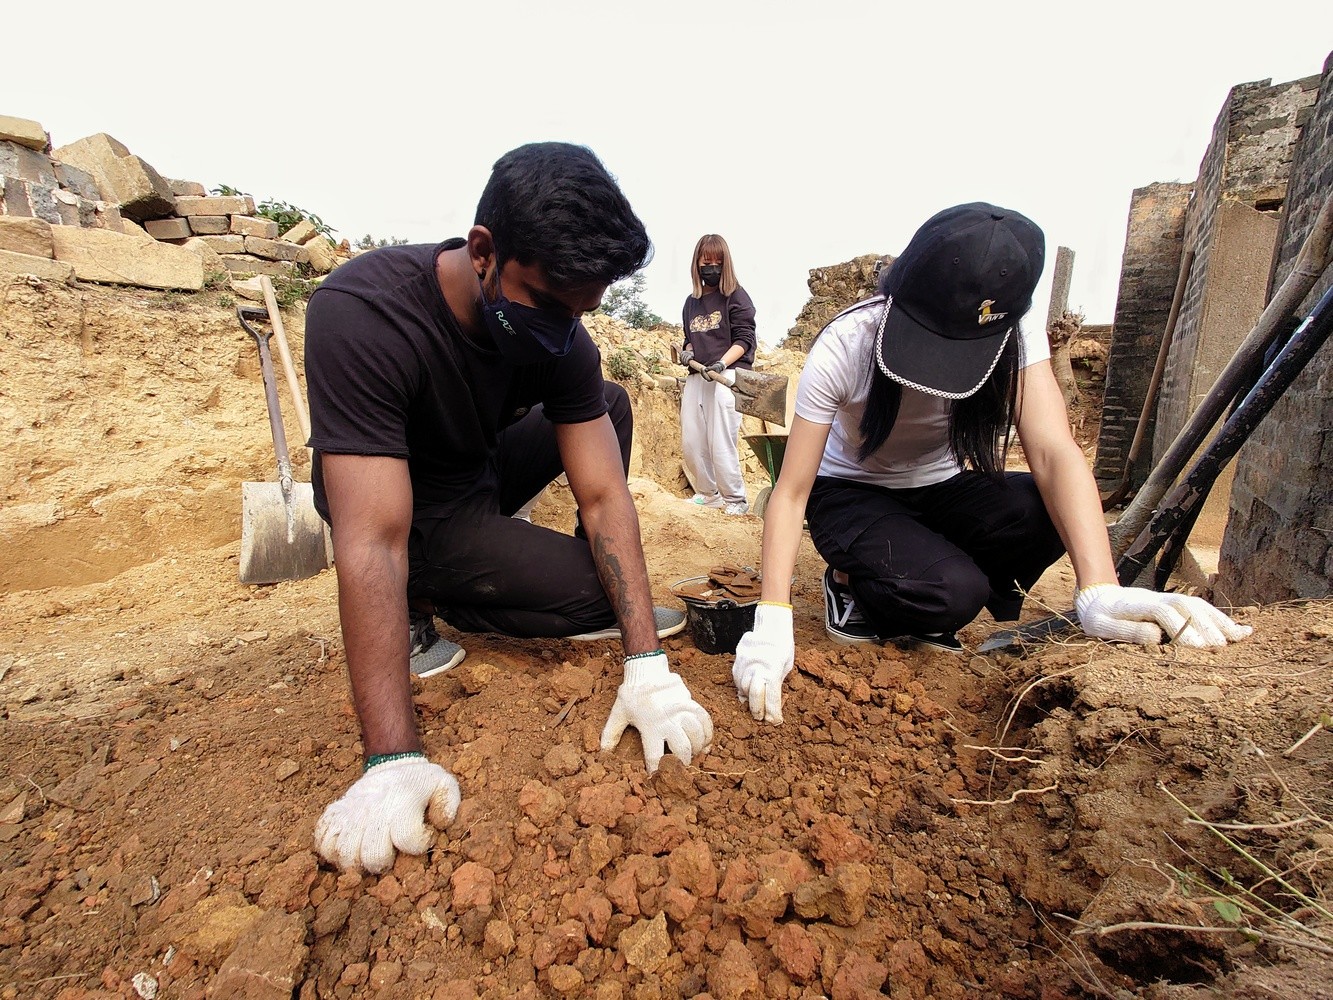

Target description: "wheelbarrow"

left=743, top=434, right=788, bottom=518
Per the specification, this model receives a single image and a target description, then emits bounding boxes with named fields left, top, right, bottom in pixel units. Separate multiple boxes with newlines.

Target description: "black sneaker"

left=409, top=609, right=466, bottom=678
left=823, top=567, right=879, bottom=644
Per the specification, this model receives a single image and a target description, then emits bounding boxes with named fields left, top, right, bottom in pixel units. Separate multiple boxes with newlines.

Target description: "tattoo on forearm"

left=592, top=534, right=633, bottom=614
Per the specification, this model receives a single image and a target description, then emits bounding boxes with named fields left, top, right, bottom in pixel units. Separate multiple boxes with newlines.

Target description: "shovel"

left=685, top=359, right=788, bottom=426
left=236, top=305, right=332, bottom=585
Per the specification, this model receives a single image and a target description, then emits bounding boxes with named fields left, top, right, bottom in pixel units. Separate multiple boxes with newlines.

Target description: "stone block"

left=3, top=143, right=59, bottom=187
left=175, top=194, right=256, bottom=217
left=0, top=115, right=49, bottom=151
left=245, top=236, right=309, bottom=263
left=196, top=234, right=246, bottom=254
left=52, top=188, right=81, bottom=226
left=168, top=178, right=206, bottom=197
left=304, top=237, right=337, bottom=275
left=231, top=276, right=267, bottom=301
left=94, top=202, right=124, bottom=231
left=0, top=217, right=54, bottom=258
left=188, top=215, right=231, bottom=235
left=231, top=215, right=280, bottom=239
left=55, top=161, right=103, bottom=200
left=145, top=217, right=193, bottom=240
left=26, top=181, right=61, bottom=225
left=221, top=255, right=295, bottom=278
left=51, top=133, right=175, bottom=221
left=0, top=248, right=73, bottom=283
left=120, top=218, right=149, bottom=237
left=182, top=237, right=228, bottom=279
left=51, top=227, right=204, bottom=290
left=2, top=176, right=32, bottom=216
left=280, top=220, right=318, bottom=245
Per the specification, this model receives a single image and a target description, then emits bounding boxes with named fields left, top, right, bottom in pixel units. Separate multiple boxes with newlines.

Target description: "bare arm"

left=1014, top=361, right=1117, bottom=589
left=321, top=453, right=420, bottom=759
left=758, top=416, right=834, bottom=604
left=556, top=416, right=658, bottom=654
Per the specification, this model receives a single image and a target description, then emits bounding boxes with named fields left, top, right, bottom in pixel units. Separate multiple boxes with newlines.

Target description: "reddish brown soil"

left=1, top=281, right=1330, bottom=1000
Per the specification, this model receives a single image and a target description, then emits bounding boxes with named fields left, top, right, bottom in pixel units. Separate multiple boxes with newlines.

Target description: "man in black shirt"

left=305, top=143, right=713, bottom=874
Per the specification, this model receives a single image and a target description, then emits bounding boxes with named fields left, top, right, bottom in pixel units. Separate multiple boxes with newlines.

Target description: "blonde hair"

left=689, top=233, right=739, bottom=297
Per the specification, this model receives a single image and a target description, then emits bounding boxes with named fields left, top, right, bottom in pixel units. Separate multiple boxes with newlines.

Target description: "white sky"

left=10, top=2, right=1333, bottom=345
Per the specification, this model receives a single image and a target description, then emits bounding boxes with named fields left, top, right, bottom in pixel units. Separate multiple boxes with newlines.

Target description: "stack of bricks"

left=1, top=113, right=343, bottom=292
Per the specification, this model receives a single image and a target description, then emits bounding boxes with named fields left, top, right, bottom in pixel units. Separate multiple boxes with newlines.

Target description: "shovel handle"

left=237, top=306, right=296, bottom=489
left=686, top=358, right=725, bottom=383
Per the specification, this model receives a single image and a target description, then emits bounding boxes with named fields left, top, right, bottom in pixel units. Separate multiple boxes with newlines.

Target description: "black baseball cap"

left=877, top=202, right=1045, bottom=399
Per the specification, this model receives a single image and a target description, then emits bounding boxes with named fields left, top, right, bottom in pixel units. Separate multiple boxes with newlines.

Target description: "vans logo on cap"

left=977, top=299, right=1007, bottom=325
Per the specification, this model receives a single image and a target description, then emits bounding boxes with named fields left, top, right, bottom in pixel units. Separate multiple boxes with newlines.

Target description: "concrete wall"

left=1216, top=50, right=1333, bottom=604
left=1093, top=183, right=1191, bottom=490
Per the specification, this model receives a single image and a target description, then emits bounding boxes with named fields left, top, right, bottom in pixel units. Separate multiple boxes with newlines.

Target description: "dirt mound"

left=1, top=277, right=1330, bottom=999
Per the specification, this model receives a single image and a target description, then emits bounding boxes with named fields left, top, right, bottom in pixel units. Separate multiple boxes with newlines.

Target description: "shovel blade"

left=240, top=481, right=332, bottom=584
left=731, top=369, right=789, bottom=426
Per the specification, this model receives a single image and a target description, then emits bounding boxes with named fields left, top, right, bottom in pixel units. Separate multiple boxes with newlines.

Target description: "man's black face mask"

left=478, top=268, right=580, bottom=365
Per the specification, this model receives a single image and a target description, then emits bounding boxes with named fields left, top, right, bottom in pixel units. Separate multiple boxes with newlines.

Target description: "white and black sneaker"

left=569, top=606, right=688, bottom=642
left=902, top=631, right=965, bottom=655
left=409, top=609, right=466, bottom=678
left=823, top=567, right=879, bottom=644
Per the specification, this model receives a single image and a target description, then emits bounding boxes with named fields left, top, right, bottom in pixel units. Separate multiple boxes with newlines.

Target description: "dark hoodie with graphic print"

left=681, top=286, right=757, bottom=370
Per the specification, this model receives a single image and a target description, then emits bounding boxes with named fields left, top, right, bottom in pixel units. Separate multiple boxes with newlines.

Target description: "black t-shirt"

left=304, top=239, right=607, bottom=520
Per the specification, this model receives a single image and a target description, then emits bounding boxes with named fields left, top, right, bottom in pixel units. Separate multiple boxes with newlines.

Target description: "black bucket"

left=682, top=596, right=757, bottom=655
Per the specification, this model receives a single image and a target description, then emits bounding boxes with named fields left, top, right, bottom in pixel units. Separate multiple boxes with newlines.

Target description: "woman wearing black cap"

left=728, top=202, right=1251, bottom=724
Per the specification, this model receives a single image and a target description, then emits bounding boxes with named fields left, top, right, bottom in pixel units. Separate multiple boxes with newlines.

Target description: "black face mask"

left=478, top=268, right=580, bottom=365
left=699, top=265, right=722, bottom=287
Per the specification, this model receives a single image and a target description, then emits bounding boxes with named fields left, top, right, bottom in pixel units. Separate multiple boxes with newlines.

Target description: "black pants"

left=406, top=381, right=633, bottom=638
left=806, top=472, right=1066, bottom=636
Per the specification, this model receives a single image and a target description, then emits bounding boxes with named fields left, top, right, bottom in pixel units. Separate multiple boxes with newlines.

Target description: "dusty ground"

left=1, top=279, right=1330, bottom=1000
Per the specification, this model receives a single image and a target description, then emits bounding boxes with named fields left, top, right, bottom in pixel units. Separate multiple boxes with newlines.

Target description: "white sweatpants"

left=681, top=373, right=746, bottom=505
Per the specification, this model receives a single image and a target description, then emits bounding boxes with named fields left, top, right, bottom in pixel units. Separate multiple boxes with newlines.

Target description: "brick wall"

left=1093, top=183, right=1191, bottom=488
left=1217, top=51, right=1333, bottom=603
left=1153, top=76, right=1319, bottom=465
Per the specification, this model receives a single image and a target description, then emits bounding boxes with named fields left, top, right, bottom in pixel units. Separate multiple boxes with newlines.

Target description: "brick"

left=280, top=220, right=318, bottom=245
left=220, top=255, right=294, bottom=277
left=188, top=215, right=231, bottom=235
left=0, top=115, right=49, bottom=151
left=195, top=234, right=246, bottom=254
left=0, top=217, right=54, bottom=258
left=245, top=236, right=309, bottom=263
left=231, top=215, right=280, bottom=239
left=175, top=194, right=256, bottom=216
left=0, top=248, right=74, bottom=283
left=145, top=217, right=193, bottom=240
left=168, top=178, right=206, bottom=197
left=51, top=133, right=175, bottom=221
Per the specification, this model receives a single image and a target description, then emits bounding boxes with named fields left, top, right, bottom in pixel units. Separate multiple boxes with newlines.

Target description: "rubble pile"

left=0, top=114, right=346, bottom=294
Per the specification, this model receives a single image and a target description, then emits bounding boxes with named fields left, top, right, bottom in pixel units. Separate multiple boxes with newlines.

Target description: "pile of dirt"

left=1, top=277, right=1330, bottom=1000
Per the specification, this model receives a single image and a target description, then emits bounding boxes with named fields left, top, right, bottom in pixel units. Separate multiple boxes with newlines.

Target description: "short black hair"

left=475, top=142, right=653, bottom=287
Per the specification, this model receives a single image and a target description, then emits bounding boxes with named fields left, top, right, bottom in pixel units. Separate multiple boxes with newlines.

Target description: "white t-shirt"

left=795, top=295, right=1051, bottom=489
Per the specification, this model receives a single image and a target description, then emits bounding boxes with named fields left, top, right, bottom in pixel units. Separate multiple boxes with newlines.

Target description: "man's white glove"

left=1075, top=583, right=1253, bottom=648
left=314, top=754, right=460, bottom=873
left=731, top=603, right=795, bottom=724
left=601, top=652, right=713, bottom=773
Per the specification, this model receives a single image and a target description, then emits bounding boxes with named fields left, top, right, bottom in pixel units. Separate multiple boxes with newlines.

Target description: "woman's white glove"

left=601, top=652, right=713, bottom=772
left=1075, top=583, right=1253, bottom=648
left=731, top=603, right=795, bottom=724
left=314, top=755, right=460, bottom=873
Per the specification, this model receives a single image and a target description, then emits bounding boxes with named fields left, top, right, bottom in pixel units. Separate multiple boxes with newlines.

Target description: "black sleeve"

left=539, top=327, right=610, bottom=425
left=304, top=288, right=417, bottom=457
left=729, top=286, right=757, bottom=363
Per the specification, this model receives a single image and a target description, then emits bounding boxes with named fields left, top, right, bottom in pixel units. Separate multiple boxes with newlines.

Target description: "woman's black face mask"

left=699, top=264, right=722, bottom=287
left=478, top=268, right=580, bottom=365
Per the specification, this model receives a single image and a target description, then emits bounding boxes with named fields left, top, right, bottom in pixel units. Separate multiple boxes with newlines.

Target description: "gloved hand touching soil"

left=731, top=602, right=795, bottom=724
left=601, top=651, right=713, bottom=772
left=1075, top=583, right=1253, bottom=648
left=314, top=753, right=460, bottom=873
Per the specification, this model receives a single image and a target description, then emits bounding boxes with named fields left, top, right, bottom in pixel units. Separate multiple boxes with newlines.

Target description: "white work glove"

left=313, top=754, right=460, bottom=873
left=731, top=603, right=795, bottom=724
left=1075, top=583, right=1253, bottom=648
left=601, top=652, right=713, bottom=772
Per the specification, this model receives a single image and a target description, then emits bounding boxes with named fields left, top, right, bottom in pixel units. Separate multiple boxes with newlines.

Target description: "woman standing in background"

left=679, top=234, right=757, bottom=515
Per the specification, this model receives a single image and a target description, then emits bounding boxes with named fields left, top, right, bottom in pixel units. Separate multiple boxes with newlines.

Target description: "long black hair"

left=857, top=283, right=1022, bottom=476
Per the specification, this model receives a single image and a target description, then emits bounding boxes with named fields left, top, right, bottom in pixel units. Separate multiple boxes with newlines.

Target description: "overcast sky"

left=11, top=2, right=1332, bottom=345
